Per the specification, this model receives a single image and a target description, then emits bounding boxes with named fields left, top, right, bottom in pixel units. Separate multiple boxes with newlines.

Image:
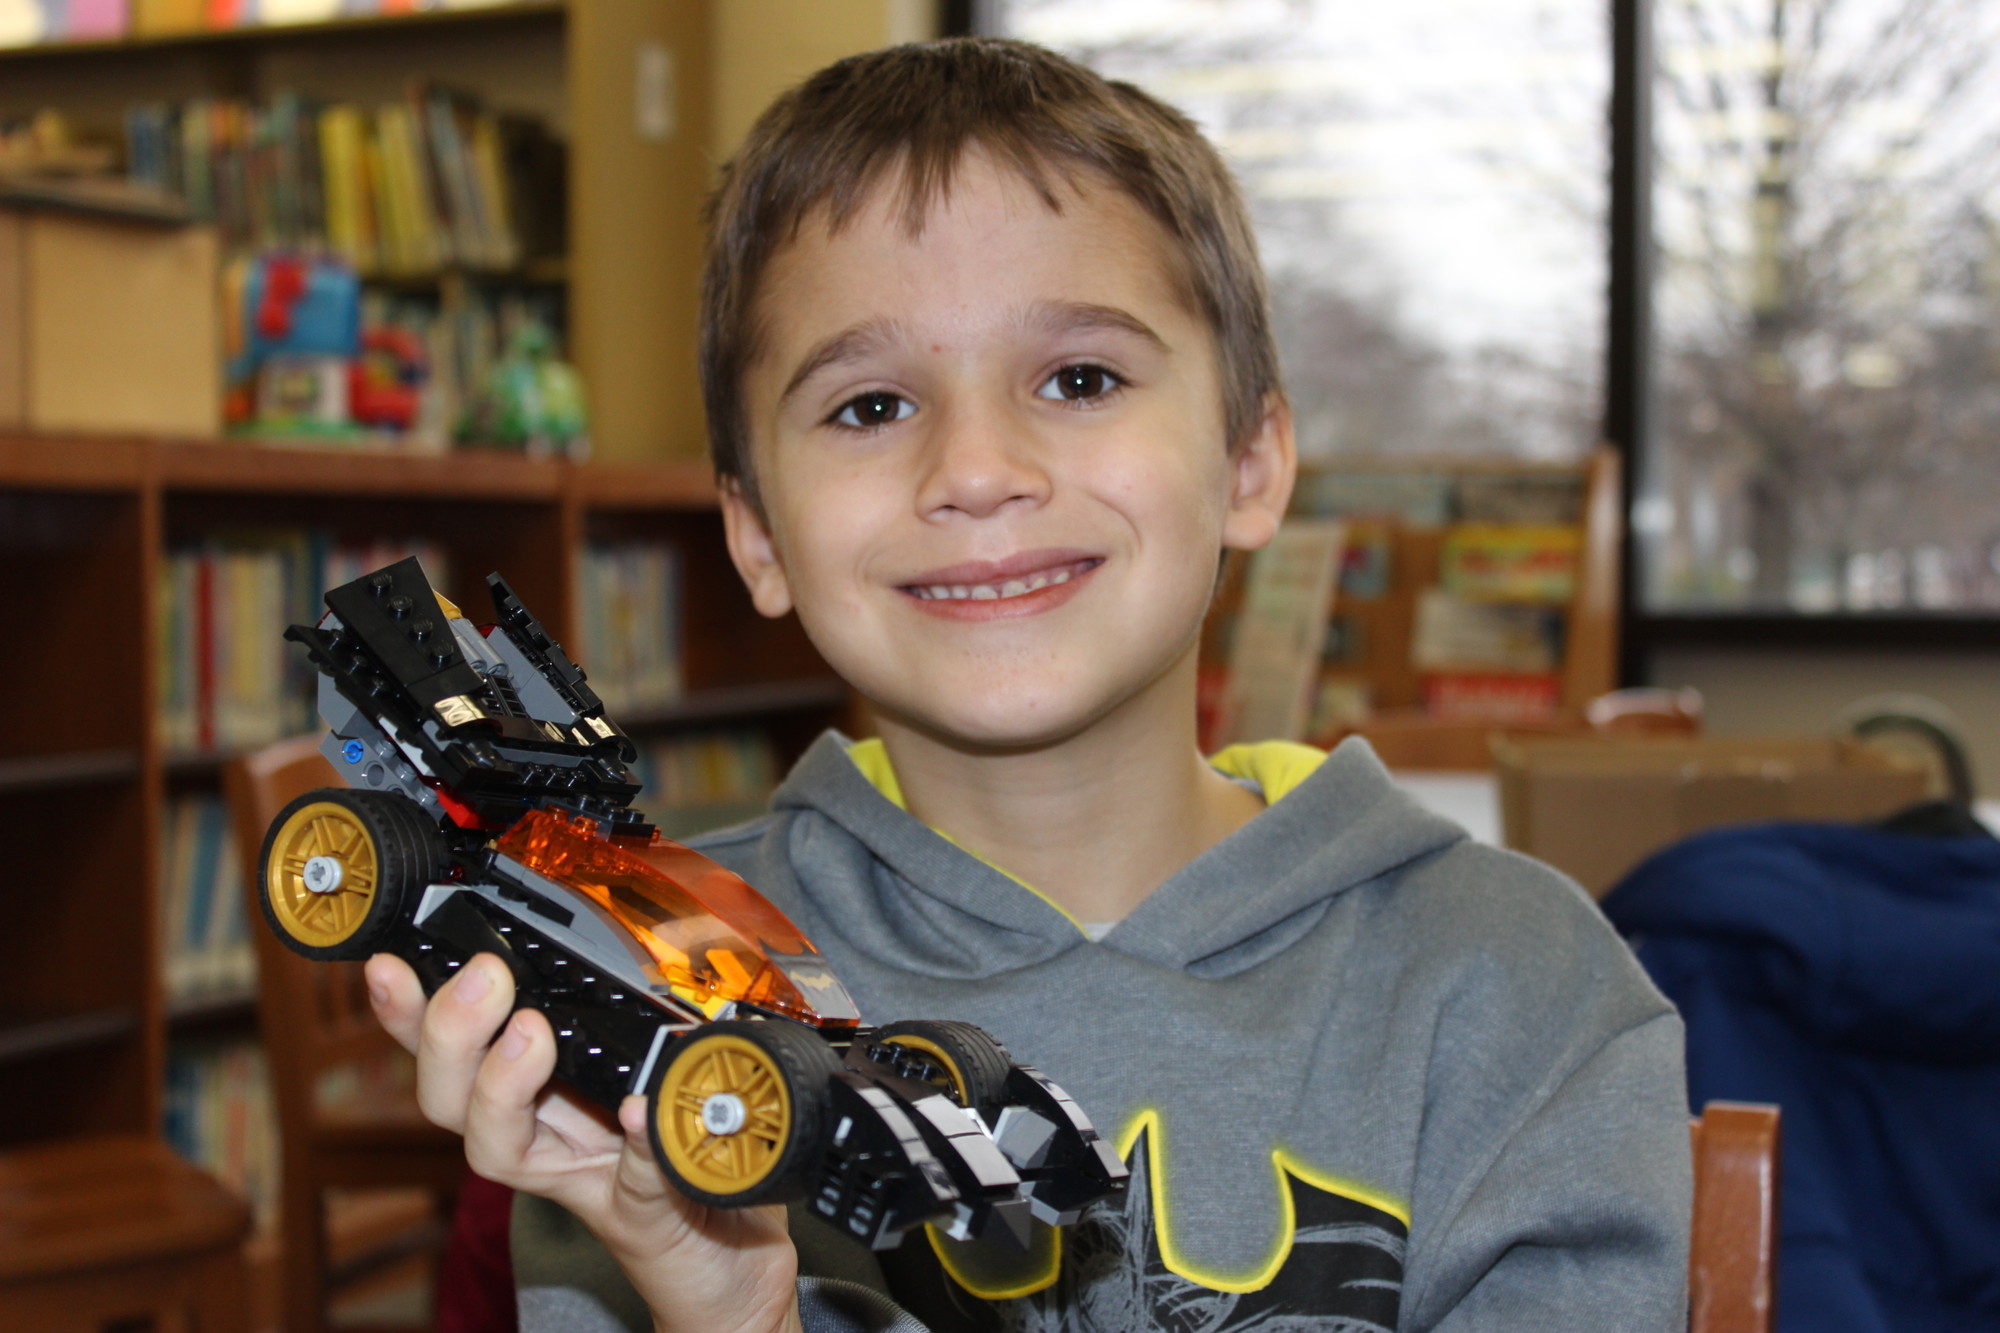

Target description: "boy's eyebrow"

left=781, top=317, right=904, bottom=404
left=1024, top=301, right=1171, bottom=353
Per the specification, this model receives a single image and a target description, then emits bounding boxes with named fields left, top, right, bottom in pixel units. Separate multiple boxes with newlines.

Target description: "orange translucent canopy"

left=496, top=808, right=856, bottom=1027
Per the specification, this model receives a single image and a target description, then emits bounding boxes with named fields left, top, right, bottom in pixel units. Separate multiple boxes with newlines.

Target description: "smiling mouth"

left=901, top=558, right=1103, bottom=602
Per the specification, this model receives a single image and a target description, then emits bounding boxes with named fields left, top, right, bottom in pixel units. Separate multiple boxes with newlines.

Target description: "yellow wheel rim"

left=265, top=800, right=380, bottom=949
left=883, top=1034, right=969, bottom=1105
left=657, top=1034, right=792, bottom=1197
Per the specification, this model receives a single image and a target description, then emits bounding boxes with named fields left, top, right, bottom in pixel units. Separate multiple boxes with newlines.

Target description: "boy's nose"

left=915, top=402, right=1051, bottom=520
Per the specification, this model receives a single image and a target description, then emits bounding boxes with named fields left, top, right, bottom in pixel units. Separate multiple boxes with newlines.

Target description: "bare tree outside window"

left=988, top=0, right=1609, bottom=463
left=1644, top=0, right=2000, bottom=612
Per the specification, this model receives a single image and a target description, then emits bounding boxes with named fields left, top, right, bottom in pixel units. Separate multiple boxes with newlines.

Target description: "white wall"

left=1653, top=647, right=2000, bottom=797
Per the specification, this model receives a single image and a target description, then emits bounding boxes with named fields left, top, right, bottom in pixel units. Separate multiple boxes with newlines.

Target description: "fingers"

left=414, top=954, right=517, bottom=1133
left=462, top=1006, right=563, bottom=1181
left=363, top=952, right=425, bottom=1053
left=614, top=1095, right=674, bottom=1208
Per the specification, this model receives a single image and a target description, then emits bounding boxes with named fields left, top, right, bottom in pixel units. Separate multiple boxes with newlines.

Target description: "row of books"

left=577, top=542, right=683, bottom=714
left=156, top=532, right=692, bottom=753
left=164, top=1039, right=278, bottom=1227
left=632, top=729, right=780, bottom=815
left=4, top=0, right=530, bottom=48
left=126, top=86, right=559, bottom=274
left=160, top=794, right=254, bottom=1002
left=157, top=535, right=448, bottom=753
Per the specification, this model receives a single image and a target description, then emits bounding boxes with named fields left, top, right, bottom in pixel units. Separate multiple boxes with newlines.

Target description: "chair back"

left=1689, top=1101, right=1781, bottom=1333
left=225, top=736, right=406, bottom=1138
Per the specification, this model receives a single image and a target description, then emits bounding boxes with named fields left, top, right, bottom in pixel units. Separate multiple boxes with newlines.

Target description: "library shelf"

left=0, top=429, right=845, bottom=1161
left=158, top=439, right=566, bottom=500
left=165, top=990, right=260, bottom=1031
left=0, top=1009, right=141, bottom=1065
left=574, top=459, right=720, bottom=509
left=0, top=0, right=566, bottom=65
left=0, top=749, right=141, bottom=794
left=0, top=434, right=149, bottom=490
left=1, top=436, right=716, bottom=504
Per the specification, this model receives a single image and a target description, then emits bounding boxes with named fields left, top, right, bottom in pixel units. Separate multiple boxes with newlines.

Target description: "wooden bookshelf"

left=0, top=2, right=569, bottom=63
left=0, top=435, right=841, bottom=1151
left=0, top=0, right=713, bottom=465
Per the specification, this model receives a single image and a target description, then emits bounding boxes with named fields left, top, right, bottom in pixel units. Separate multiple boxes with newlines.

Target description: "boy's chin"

left=874, top=693, right=1111, bottom=756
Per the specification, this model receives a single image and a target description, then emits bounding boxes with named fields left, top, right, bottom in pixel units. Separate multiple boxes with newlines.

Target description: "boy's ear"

left=718, top=478, right=795, bottom=619
left=1220, top=393, right=1298, bottom=553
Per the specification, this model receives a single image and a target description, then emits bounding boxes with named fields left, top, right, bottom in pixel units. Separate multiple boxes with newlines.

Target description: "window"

left=986, top=0, right=1610, bottom=463
left=1641, top=0, right=2000, bottom=613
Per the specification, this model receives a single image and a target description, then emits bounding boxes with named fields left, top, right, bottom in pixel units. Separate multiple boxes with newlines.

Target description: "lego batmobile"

left=257, top=557, right=1125, bottom=1250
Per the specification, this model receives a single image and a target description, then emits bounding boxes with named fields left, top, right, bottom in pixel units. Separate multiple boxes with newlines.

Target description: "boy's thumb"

left=614, top=1094, right=676, bottom=1206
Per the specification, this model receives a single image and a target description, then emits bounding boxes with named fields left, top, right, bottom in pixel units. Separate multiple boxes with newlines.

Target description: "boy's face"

left=722, top=153, right=1294, bottom=750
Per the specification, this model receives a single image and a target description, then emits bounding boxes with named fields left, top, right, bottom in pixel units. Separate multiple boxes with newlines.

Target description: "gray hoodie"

left=517, top=733, right=1690, bottom=1332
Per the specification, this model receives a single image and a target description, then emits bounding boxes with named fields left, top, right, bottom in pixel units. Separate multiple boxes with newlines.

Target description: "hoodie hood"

left=767, top=732, right=1466, bottom=980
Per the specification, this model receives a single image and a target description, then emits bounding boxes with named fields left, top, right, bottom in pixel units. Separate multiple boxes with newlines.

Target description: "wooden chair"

left=226, top=735, right=469, bottom=1333
left=0, top=1134, right=252, bottom=1332
left=1689, top=1101, right=1782, bottom=1333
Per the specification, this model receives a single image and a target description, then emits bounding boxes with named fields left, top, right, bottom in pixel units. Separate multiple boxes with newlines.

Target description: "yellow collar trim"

left=844, top=737, right=1085, bottom=933
left=840, top=737, right=1329, bottom=935
left=1205, top=740, right=1329, bottom=806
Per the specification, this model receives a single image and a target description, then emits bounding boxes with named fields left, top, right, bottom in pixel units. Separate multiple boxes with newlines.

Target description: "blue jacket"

left=1602, top=822, right=2000, bottom=1333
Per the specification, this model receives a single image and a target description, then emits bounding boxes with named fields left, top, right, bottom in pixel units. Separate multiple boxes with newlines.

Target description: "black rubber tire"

left=647, top=1019, right=843, bottom=1208
left=258, top=787, right=447, bottom=961
left=869, top=1019, right=1016, bottom=1121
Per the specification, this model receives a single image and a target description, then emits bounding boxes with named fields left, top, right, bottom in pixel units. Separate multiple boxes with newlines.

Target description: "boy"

left=368, top=37, right=1689, bottom=1333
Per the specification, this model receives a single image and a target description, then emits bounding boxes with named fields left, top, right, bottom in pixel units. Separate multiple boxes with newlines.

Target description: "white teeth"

left=913, top=566, right=1084, bottom=600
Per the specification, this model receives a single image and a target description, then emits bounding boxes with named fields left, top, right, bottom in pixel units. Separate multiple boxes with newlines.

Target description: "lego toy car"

left=258, top=557, right=1125, bottom=1250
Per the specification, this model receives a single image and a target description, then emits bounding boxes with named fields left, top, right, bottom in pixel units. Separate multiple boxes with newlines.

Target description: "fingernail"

left=454, top=962, right=493, bottom=1005
left=497, top=1015, right=529, bottom=1060
left=367, top=982, right=389, bottom=1009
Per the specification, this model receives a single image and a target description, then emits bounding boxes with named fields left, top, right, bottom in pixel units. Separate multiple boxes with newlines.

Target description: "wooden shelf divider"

left=0, top=1010, right=142, bottom=1065
left=0, top=749, right=141, bottom=793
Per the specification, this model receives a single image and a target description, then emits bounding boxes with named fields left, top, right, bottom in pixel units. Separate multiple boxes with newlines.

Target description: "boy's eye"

left=1036, top=364, right=1123, bottom=403
left=831, top=392, right=915, bottom=429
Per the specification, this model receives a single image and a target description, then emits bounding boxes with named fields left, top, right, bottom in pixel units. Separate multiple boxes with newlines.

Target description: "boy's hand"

left=365, top=952, right=804, bottom=1333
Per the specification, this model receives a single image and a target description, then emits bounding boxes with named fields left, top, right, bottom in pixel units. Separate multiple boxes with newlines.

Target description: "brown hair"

left=700, top=36, right=1281, bottom=510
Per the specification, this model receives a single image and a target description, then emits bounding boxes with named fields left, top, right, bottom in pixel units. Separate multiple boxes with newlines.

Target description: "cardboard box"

left=0, top=202, right=220, bottom=439
left=1495, top=735, right=1929, bottom=896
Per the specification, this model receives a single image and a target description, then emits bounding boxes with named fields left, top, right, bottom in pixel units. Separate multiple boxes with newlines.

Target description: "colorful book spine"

left=633, top=729, right=780, bottom=815
left=577, top=542, right=683, bottom=713
left=164, top=1040, right=276, bottom=1227
left=123, top=87, right=530, bottom=278
left=157, top=533, right=448, bottom=755
left=158, top=794, right=254, bottom=1000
